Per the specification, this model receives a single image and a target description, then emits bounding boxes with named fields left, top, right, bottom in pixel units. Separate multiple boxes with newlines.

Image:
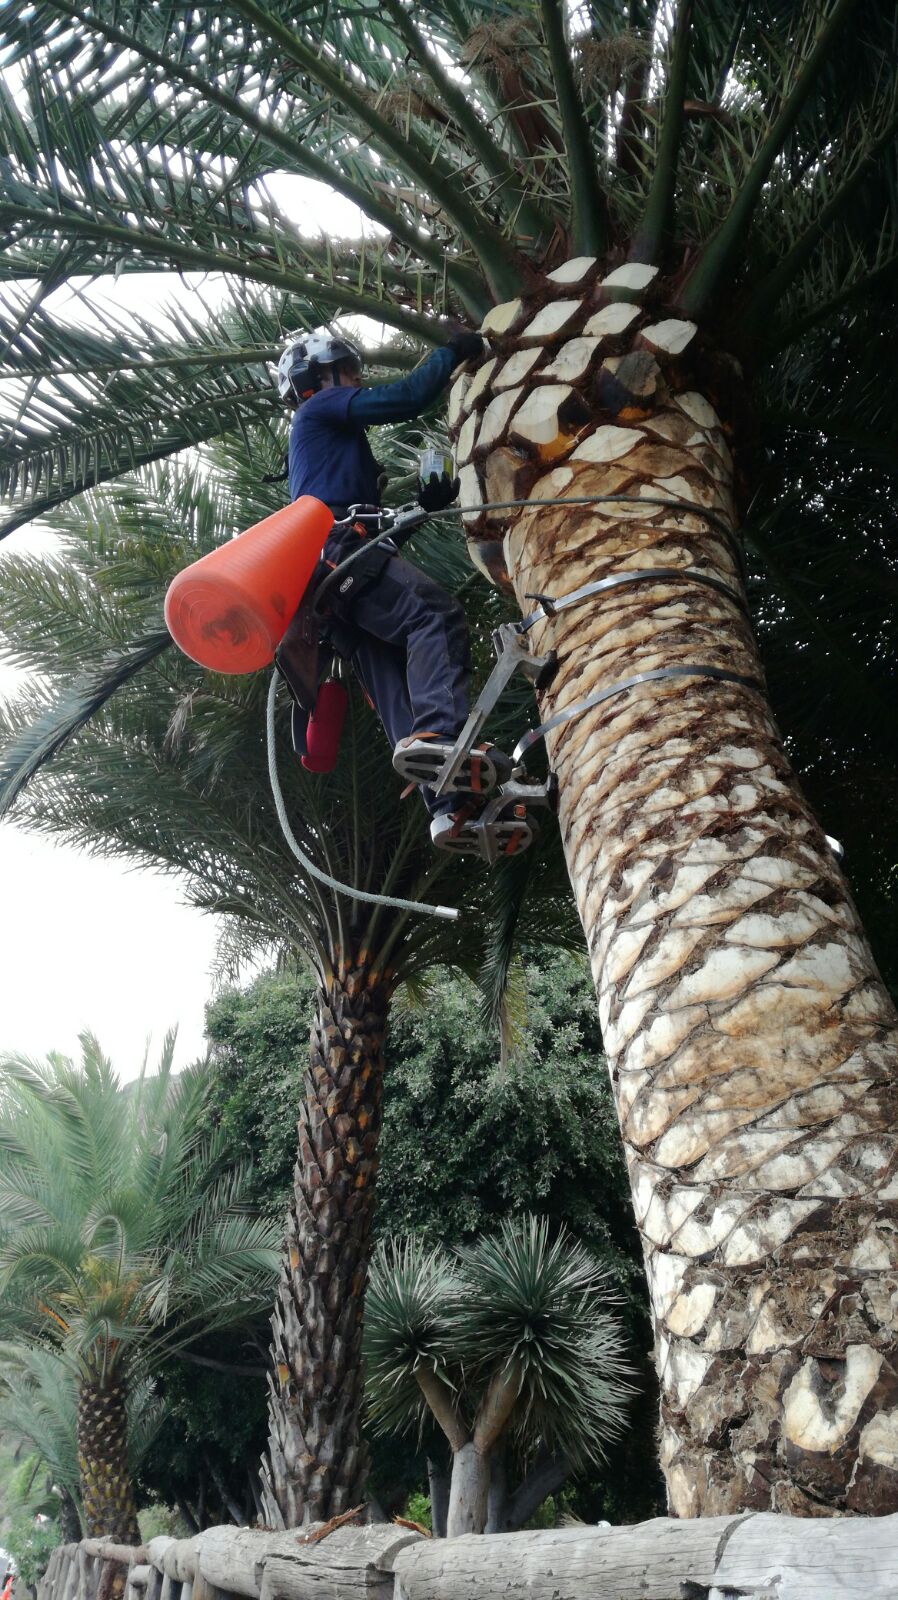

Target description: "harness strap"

left=518, top=565, right=747, bottom=633
left=512, top=664, right=762, bottom=764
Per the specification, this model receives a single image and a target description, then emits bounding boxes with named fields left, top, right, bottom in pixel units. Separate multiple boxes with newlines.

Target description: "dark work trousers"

left=327, top=543, right=471, bottom=812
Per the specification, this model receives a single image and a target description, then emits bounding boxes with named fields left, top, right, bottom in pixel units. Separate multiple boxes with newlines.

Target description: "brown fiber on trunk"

left=261, top=964, right=389, bottom=1527
left=452, top=266, right=898, bottom=1516
left=77, top=1380, right=141, bottom=1544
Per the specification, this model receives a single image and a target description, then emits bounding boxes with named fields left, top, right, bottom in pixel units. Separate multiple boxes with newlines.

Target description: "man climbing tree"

left=279, top=327, right=535, bottom=853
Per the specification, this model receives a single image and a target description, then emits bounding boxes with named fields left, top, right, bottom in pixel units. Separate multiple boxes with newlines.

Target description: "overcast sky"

left=0, top=178, right=380, bottom=1080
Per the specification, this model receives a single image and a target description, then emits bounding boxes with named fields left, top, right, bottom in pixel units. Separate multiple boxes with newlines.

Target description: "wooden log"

left=391, top=1512, right=898, bottom=1599
left=143, top=1568, right=164, bottom=1600
left=156, top=1538, right=197, bottom=1582
left=146, top=1541, right=176, bottom=1578
left=190, top=1571, right=230, bottom=1600
left=80, top=1543, right=148, bottom=1568
left=62, top=1546, right=81, bottom=1600
left=196, top=1525, right=421, bottom=1600
left=96, top=1558, right=128, bottom=1600
left=38, top=1544, right=69, bottom=1600
left=124, top=1565, right=151, bottom=1600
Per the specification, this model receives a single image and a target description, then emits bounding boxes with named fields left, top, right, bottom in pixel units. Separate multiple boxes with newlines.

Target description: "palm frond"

left=0, top=631, right=171, bottom=817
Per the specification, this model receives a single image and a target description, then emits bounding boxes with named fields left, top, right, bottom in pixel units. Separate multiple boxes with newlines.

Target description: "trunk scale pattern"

left=451, top=256, right=898, bottom=1516
left=262, top=965, right=389, bottom=1527
left=77, top=1379, right=141, bottom=1544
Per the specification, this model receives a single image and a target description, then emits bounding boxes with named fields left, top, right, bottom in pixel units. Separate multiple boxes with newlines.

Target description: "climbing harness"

left=267, top=489, right=763, bottom=915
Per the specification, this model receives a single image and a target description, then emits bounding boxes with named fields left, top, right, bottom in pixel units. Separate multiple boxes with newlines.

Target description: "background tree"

left=2, top=0, right=898, bottom=1516
left=202, top=951, right=662, bottom=1529
left=365, top=1216, right=633, bottom=1536
left=0, top=1342, right=164, bottom=1541
left=0, top=1036, right=279, bottom=1542
left=0, top=432, right=579, bottom=1528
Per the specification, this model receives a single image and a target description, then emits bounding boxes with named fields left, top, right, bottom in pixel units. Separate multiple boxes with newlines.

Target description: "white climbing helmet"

left=276, top=329, right=363, bottom=404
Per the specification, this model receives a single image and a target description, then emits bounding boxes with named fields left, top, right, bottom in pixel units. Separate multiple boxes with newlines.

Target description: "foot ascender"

left=392, top=737, right=512, bottom=795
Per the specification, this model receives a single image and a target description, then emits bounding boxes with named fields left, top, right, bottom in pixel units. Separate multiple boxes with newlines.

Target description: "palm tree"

left=365, top=1216, right=632, bottom=1536
left=1, top=1, right=897, bottom=1516
left=0, top=1342, right=163, bottom=1542
left=0, top=434, right=579, bottom=1528
left=0, top=1034, right=280, bottom=1541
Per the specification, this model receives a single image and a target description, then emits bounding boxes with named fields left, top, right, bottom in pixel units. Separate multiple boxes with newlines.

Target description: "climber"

left=278, top=326, right=515, bottom=850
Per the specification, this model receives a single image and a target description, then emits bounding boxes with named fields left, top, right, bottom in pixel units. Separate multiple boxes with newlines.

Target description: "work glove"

left=446, top=329, right=485, bottom=367
left=418, top=470, right=460, bottom=512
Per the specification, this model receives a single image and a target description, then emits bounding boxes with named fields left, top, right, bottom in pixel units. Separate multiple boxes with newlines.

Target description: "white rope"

left=266, top=671, right=459, bottom=921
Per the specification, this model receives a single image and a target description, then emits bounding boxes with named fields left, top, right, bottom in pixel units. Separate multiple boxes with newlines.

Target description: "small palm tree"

left=365, top=1216, right=632, bottom=1536
left=0, top=1341, right=163, bottom=1540
left=0, top=1034, right=280, bottom=1542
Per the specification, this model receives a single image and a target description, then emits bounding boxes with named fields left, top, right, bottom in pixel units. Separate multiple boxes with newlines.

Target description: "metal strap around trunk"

left=512, top=664, right=762, bottom=763
left=517, top=565, right=747, bottom=634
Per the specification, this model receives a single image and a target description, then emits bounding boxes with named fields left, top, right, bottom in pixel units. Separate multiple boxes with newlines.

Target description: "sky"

left=0, top=532, right=222, bottom=1077
left=0, top=177, right=380, bottom=1080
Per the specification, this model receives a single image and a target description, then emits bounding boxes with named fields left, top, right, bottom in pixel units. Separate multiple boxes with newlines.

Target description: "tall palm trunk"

left=77, top=1379, right=141, bottom=1543
left=261, top=962, right=389, bottom=1527
left=453, top=284, right=898, bottom=1515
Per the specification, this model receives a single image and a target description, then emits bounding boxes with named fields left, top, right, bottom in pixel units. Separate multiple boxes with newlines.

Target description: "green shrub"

left=4, top=1514, right=60, bottom=1587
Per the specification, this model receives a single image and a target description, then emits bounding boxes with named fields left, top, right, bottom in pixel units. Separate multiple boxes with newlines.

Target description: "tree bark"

left=446, top=1443, right=492, bottom=1539
left=485, top=1450, right=507, bottom=1534
left=427, top=1458, right=450, bottom=1538
left=392, top=1511, right=898, bottom=1599
left=506, top=1451, right=569, bottom=1532
left=77, top=1380, right=141, bottom=1544
left=59, top=1486, right=83, bottom=1544
left=261, top=965, right=389, bottom=1527
left=452, top=291, right=898, bottom=1515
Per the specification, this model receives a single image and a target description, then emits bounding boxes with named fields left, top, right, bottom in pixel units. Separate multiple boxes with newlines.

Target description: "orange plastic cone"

left=164, top=496, right=334, bottom=674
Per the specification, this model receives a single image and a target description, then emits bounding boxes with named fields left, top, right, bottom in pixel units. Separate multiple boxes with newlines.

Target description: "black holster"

left=275, top=567, right=326, bottom=712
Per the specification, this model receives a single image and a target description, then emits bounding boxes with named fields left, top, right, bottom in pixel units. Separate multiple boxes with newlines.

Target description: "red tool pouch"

left=301, top=679, right=349, bottom=772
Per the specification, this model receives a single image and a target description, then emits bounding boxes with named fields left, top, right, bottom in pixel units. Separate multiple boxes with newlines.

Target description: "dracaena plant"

left=1, top=0, right=898, bottom=1520
left=364, top=1216, right=633, bottom=1536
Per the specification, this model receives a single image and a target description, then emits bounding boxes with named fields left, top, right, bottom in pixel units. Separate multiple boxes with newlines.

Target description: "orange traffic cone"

left=164, top=496, right=333, bottom=674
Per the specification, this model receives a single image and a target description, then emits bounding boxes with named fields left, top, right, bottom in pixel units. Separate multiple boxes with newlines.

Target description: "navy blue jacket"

left=288, top=346, right=456, bottom=508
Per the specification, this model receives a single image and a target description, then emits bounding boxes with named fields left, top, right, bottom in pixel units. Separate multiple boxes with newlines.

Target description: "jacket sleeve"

left=347, top=346, right=457, bottom=426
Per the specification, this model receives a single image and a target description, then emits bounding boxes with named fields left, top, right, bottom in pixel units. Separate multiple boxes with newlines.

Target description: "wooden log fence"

left=34, top=1512, right=898, bottom=1600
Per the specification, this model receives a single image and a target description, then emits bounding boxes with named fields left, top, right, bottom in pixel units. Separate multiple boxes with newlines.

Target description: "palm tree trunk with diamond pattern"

left=261, top=964, right=389, bottom=1527
left=77, top=1379, right=141, bottom=1543
left=451, top=262, right=898, bottom=1516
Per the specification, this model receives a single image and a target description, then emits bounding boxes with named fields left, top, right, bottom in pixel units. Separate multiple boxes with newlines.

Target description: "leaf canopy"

left=0, top=1035, right=281, bottom=1386
left=364, top=1214, right=633, bottom=1471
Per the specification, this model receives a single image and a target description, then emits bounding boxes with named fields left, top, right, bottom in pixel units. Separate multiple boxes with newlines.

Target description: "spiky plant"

left=0, top=1035, right=280, bottom=1541
left=2, top=0, right=898, bottom=1516
left=365, top=1216, right=632, bottom=1534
